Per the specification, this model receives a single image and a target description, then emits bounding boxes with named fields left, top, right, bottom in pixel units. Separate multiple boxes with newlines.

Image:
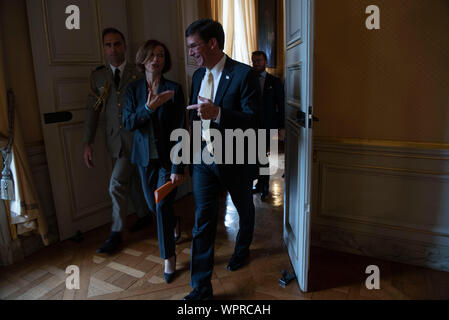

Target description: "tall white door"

left=26, top=0, right=129, bottom=240
left=283, top=0, right=315, bottom=292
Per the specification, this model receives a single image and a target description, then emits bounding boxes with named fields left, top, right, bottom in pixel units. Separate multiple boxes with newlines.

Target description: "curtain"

left=211, top=0, right=257, bottom=66
left=0, top=26, right=49, bottom=246
left=236, top=0, right=257, bottom=65
left=222, top=0, right=235, bottom=58
left=211, top=0, right=223, bottom=23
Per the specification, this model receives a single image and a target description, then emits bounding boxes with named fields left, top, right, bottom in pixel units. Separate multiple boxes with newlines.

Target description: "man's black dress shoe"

left=183, top=286, right=213, bottom=300
left=227, top=252, right=249, bottom=271
left=96, top=232, right=122, bottom=254
left=129, top=215, right=153, bottom=233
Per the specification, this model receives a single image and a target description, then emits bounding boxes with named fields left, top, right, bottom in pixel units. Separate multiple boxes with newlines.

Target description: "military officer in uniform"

left=83, top=28, right=151, bottom=254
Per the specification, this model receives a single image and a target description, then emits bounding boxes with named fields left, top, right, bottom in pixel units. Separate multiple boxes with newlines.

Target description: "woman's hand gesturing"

left=146, top=90, right=175, bottom=110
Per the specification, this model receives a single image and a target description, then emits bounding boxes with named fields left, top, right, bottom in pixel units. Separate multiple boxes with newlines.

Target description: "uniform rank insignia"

left=90, top=77, right=111, bottom=112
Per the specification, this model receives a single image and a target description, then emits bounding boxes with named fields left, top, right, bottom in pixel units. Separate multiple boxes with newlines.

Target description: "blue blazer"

left=261, top=73, right=285, bottom=129
left=189, top=56, right=262, bottom=178
left=123, top=77, right=185, bottom=174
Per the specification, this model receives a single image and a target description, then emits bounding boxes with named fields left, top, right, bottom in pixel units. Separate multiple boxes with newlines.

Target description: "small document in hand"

left=154, top=170, right=189, bottom=204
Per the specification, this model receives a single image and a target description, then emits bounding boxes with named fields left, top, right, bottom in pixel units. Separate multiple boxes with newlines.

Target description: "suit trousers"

left=256, top=130, right=272, bottom=190
left=190, top=147, right=255, bottom=289
left=138, top=161, right=177, bottom=259
left=110, top=155, right=149, bottom=233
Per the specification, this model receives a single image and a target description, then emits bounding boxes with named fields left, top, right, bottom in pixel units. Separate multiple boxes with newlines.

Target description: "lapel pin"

left=226, top=75, right=230, bottom=80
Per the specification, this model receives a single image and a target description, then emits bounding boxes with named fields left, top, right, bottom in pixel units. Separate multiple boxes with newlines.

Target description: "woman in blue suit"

left=123, top=39, right=185, bottom=283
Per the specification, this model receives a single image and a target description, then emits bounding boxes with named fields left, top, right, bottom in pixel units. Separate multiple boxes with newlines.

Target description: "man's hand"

left=186, top=96, right=220, bottom=120
left=84, top=143, right=94, bottom=168
left=146, top=90, right=174, bottom=110
left=170, top=173, right=184, bottom=185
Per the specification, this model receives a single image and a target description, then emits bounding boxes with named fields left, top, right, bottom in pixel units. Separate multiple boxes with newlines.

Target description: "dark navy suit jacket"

left=123, top=77, right=185, bottom=174
left=261, top=73, right=285, bottom=129
left=189, top=56, right=262, bottom=179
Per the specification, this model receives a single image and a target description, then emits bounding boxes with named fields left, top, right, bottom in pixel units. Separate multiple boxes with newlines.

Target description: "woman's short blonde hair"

left=135, top=39, right=172, bottom=74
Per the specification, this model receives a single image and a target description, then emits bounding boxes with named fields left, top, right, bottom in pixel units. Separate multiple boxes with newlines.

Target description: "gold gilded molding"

left=315, top=162, right=449, bottom=238
left=321, top=161, right=449, bottom=178
left=53, top=77, right=89, bottom=112
left=95, top=0, right=104, bottom=65
left=314, top=136, right=449, bottom=151
left=41, top=0, right=103, bottom=66
left=314, top=149, right=449, bottom=161
left=315, top=214, right=449, bottom=239
left=41, top=0, right=52, bottom=65
left=313, top=218, right=449, bottom=242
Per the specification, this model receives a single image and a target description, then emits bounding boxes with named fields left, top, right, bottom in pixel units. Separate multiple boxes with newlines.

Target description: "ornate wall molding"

left=312, top=138, right=449, bottom=271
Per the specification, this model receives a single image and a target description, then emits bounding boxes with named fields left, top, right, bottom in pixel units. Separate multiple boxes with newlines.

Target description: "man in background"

left=251, top=50, right=285, bottom=200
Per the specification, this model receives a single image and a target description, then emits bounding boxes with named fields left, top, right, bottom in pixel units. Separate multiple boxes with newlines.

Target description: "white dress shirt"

left=110, top=60, right=127, bottom=76
left=198, top=54, right=227, bottom=124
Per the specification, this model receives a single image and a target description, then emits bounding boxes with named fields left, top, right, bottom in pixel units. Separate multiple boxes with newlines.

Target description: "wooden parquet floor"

left=1, top=160, right=449, bottom=300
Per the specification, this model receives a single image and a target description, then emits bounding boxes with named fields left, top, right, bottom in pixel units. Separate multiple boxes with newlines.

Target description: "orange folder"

left=154, top=170, right=189, bottom=204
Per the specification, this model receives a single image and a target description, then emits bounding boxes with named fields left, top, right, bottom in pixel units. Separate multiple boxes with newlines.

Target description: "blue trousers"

left=138, top=161, right=177, bottom=259
left=190, top=157, right=255, bottom=289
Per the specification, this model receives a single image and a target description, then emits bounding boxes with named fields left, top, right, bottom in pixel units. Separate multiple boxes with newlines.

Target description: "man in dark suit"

left=251, top=50, right=285, bottom=200
left=184, top=19, right=261, bottom=300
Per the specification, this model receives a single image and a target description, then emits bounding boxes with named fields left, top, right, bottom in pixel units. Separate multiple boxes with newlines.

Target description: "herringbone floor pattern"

left=1, top=161, right=448, bottom=300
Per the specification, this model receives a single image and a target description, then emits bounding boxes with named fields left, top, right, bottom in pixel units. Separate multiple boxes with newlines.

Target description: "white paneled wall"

left=312, top=139, right=449, bottom=272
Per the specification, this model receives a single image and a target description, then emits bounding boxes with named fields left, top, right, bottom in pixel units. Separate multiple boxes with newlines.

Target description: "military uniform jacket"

left=83, top=62, right=142, bottom=159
